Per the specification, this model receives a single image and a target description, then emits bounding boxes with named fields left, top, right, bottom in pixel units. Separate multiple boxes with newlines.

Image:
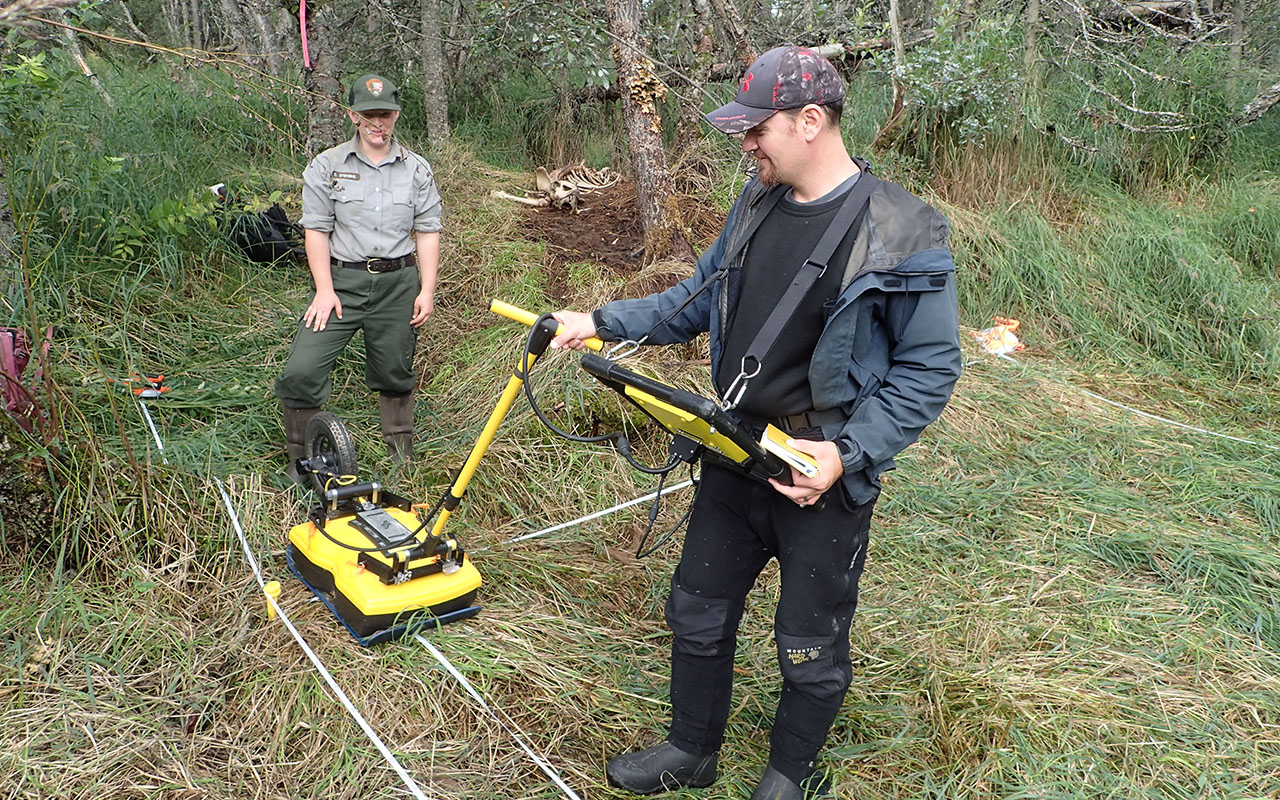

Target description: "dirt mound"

left=520, top=183, right=646, bottom=274
left=513, top=182, right=726, bottom=302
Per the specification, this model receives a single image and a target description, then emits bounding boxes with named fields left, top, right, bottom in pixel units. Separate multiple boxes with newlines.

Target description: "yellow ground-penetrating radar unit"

left=286, top=414, right=483, bottom=645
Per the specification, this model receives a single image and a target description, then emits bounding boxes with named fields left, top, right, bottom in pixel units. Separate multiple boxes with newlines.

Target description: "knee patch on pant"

left=665, top=585, right=734, bottom=658
left=775, top=633, right=849, bottom=700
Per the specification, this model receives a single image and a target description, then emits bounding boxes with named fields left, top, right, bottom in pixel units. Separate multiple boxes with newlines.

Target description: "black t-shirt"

left=716, top=181, right=861, bottom=418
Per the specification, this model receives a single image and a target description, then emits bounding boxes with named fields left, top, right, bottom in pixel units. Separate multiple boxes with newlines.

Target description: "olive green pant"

left=275, top=264, right=419, bottom=409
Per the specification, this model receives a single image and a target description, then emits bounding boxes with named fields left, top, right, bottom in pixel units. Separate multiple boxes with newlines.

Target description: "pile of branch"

left=1098, top=1, right=1200, bottom=31
left=491, top=164, right=620, bottom=212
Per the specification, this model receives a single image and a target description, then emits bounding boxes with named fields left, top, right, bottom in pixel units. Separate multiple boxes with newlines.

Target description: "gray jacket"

left=595, top=172, right=962, bottom=503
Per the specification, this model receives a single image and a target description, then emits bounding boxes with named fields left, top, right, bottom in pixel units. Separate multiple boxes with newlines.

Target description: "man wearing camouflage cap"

left=276, top=74, right=443, bottom=477
left=552, top=46, right=961, bottom=798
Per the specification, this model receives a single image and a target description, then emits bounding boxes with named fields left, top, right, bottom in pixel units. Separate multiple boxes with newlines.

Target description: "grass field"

left=3, top=68, right=1279, bottom=800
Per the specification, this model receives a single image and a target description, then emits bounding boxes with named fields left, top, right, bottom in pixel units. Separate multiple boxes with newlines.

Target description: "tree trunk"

left=604, top=0, right=694, bottom=264
left=1024, top=0, right=1041, bottom=91
left=420, top=0, right=450, bottom=145
left=448, top=0, right=468, bottom=76
left=1228, top=0, right=1244, bottom=95
left=217, top=0, right=255, bottom=62
left=114, top=0, right=150, bottom=41
left=190, top=0, right=204, bottom=48
left=199, top=0, right=212, bottom=48
left=873, top=0, right=910, bottom=150
left=61, top=11, right=115, bottom=108
left=707, top=0, right=754, bottom=66
left=241, top=0, right=288, bottom=77
left=161, top=0, right=181, bottom=46
left=957, top=0, right=976, bottom=40
left=676, top=0, right=716, bottom=156
left=178, top=0, right=192, bottom=46
left=303, top=2, right=346, bottom=157
left=889, top=0, right=907, bottom=63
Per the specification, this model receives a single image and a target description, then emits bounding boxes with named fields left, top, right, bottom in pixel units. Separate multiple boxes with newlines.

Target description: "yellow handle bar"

left=489, top=299, right=604, bottom=352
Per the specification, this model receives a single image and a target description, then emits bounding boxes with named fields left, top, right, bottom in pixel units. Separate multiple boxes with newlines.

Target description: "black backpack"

left=229, top=203, right=305, bottom=263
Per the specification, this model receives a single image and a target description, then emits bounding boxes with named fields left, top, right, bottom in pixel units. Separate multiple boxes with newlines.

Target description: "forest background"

left=2, top=0, right=1280, bottom=798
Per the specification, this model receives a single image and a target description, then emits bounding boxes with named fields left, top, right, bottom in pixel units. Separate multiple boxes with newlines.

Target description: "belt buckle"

left=778, top=412, right=808, bottom=432
left=366, top=258, right=387, bottom=273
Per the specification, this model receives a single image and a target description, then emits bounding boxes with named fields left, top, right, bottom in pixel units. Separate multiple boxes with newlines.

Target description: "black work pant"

left=664, top=460, right=874, bottom=787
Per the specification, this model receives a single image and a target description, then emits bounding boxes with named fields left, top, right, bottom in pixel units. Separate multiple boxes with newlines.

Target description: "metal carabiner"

left=720, top=356, right=760, bottom=412
left=605, top=339, right=641, bottom=361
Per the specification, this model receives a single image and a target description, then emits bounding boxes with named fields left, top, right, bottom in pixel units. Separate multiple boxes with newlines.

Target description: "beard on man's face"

left=757, top=158, right=779, bottom=187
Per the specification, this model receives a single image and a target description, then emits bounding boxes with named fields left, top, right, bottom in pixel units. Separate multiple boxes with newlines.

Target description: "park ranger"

left=275, top=73, right=443, bottom=479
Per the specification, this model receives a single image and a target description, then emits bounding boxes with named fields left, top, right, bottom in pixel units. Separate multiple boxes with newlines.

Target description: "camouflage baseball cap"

left=348, top=74, right=401, bottom=112
left=705, top=46, right=844, bottom=134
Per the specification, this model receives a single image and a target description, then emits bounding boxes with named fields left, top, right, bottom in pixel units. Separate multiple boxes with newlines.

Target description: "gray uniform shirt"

left=299, top=137, right=443, bottom=262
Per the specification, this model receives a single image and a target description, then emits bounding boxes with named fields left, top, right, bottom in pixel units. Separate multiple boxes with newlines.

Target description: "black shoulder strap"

left=633, top=183, right=786, bottom=346
left=739, top=173, right=879, bottom=372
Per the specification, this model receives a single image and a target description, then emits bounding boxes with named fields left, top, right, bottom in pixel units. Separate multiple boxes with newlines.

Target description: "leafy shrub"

left=879, top=1, right=1023, bottom=157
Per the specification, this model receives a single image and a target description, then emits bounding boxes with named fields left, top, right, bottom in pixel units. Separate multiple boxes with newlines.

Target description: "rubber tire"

left=304, top=411, right=359, bottom=494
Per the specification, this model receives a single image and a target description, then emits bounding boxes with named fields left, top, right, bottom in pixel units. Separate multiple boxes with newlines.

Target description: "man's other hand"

left=768, top=438, right=845, bottom=507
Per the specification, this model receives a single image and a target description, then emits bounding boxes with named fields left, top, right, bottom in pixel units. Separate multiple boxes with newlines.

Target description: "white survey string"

left=1078, top=389, right=1279, bottom=451
left=414, top=635, right=582, bottom=800
left=137, top=399, right=168, bottom=464
left=215, top=478, right=436, bottom=800
left=495, top=479, right=694, bottom=547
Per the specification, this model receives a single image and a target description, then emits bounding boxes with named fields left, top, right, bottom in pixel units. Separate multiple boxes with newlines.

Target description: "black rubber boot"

left=379, top=392, right=415, bottom=463
left=605, top=741, right=718, bottom=795
left=283, top=405, right=320, bottom=484
left=748, top=766, right=831, bottom=800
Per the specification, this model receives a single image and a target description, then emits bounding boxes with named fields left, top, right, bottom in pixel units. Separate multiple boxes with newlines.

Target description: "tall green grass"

left=949, top=173, right=1280, bottom=427
left=448, top=72, right=627, bottom=170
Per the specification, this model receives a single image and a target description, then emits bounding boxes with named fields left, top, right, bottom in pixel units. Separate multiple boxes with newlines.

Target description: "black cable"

left=306, top=506, right=435, bottom=554
left=520, top=315, right=682, bottom=477
left=300, top=473, right=444, bottom=555
left=634, top=462, right=701, bottom=559
left=631, top=267, right=728, bottom=347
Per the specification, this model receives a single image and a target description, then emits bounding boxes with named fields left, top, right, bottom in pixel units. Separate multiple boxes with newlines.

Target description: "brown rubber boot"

left=283, top=405, right=321, bottom=484
left=379, top=392, right=415, bottom=464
